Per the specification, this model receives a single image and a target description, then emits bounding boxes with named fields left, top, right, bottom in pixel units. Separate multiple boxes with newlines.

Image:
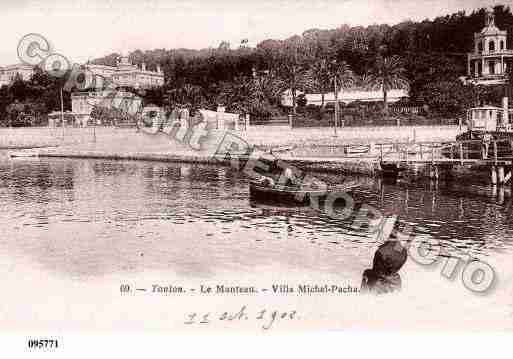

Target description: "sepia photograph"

left=0, top=0, right=512, bottom=355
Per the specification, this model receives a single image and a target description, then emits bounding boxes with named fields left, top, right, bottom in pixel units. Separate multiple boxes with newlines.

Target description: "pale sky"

left=0, top=0, right=499, bottom=65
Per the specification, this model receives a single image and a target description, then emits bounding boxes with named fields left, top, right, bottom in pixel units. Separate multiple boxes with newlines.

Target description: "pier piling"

left=498, top=186, right=505, bottom=204
left=498, top=166, right=505, bottom=185
left=429, top=164, right=439, bottom=180
left=491, top=166, right=498, bottom=186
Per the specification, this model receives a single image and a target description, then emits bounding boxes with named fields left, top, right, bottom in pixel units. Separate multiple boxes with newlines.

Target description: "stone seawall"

left=11, top=148, right=501, bottom=185
left=13, top=148, right=381, bottom=176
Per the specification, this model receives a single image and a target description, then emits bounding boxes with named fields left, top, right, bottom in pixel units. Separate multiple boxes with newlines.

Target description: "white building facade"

left=70, top=90, right=143, bottom=126
left=85, top=54, right=164, bottom=89
left=0, top=64, right=35, bottom=87
left=467, top=8, right=513, bottom=85
left=68, top=53, right=164, bottom=125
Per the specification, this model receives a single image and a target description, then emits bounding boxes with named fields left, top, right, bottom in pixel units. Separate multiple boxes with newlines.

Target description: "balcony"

left=467, top=74, right=508, bottom=85
left=468, top=49, right=513, bottom=60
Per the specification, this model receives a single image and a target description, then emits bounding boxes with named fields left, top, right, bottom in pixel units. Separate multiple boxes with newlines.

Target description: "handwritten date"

left=185, top=306, right=298, bottom=330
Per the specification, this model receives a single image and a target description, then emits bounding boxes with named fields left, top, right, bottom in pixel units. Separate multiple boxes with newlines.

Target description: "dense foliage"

left=1, top=5, right=513, bottom=126
left=0, top=67, right=72, bottom=127
left=91, top=4, right=513, bottom=120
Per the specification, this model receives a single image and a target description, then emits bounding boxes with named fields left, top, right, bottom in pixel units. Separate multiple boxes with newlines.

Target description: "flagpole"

left=60, top=86, right=65, bottom=139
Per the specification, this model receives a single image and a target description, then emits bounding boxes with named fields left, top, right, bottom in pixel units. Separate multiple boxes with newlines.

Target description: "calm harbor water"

left=1, top=152, right=512, bottom=331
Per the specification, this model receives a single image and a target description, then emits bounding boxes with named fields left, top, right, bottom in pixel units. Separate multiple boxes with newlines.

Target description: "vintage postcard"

left=0, top=0, right=512, bottom=354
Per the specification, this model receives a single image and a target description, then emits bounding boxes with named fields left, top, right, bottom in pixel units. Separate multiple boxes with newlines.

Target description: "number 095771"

left=28, top=339, right=59, bottom=349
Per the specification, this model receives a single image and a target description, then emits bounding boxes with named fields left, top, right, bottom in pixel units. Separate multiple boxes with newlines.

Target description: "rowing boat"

left=249, top=180, right=360, bottom=205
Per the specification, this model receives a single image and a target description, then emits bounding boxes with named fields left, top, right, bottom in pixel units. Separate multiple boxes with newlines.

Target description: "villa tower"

left=467, top=7, right=513, bottom=85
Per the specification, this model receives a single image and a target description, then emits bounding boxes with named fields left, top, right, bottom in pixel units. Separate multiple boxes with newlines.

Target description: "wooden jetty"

left=285, top=137, right=513, bottom=186
left=375, top=138, right=513, bottom=186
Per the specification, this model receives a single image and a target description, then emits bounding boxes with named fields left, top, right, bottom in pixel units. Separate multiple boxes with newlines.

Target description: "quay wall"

left=11, top=146, right=505, bottom=186
left=26, top=149, right=380, bottom=176
left=0, top=125, right=460, bottom=149
left=8, top=125, right=498, bottom=184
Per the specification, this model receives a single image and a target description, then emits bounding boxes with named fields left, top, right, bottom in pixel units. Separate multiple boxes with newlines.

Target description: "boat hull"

left=249, top=181, right=359, bottom=206
left=249, top=182, right=325, bottom=205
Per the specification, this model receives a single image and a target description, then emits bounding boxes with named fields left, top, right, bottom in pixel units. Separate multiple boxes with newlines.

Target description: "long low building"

left=281, top=88, right=408, bottom=107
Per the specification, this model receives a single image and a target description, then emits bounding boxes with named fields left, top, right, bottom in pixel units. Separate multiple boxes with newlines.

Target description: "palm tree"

left=332, top=61, right=354, bottom=98
left=216, top=76, right=254, bottom=110
left=331, top=61, right=354, bottom=131
left=167, top=84, right=204, bottom=109
left=367, top=55, right=409, bottom=124
left=277, top=37, right=313, bottom=115
left=307, top=58, right=332, bottom=108
left=251, top=69, right=286, bottom=106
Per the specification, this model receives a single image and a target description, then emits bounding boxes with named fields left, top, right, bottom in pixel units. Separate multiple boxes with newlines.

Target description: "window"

left=500, top=40, right=504, bottom=50
left=490, top=60, right=495, bottom=75
left=489, top=40, right=495, bottom=52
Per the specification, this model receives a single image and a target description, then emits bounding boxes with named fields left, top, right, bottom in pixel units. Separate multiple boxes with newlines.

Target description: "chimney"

left=142, top=62, right=146, bottom=71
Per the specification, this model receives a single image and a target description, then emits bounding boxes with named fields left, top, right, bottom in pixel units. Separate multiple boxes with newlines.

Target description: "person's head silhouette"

left=361, top=240, right=407, bottom=295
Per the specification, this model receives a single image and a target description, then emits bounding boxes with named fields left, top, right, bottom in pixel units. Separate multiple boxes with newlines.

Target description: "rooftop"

left=479, top=24, right=506, bottom=36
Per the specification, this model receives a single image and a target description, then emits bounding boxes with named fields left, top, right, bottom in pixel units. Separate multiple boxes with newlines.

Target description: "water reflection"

left=0, top=157, right=512, bottom=280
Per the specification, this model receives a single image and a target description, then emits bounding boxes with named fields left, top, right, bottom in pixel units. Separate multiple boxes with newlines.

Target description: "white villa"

left=67, top=52, right=165, bottom=125
left=0, top=53, right=164, bottom=90
left=466, top=7, right=513, bottom=85
left=0, top=63, right=35, bottom=87
left=85, top=52, right=165, bottom=89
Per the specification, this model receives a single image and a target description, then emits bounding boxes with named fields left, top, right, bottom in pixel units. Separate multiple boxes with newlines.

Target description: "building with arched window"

left=85, top=53, right=164, bottom=90
left=69, top=52, right=163, bottom=126
left=467, top=7, right=513, bottom=85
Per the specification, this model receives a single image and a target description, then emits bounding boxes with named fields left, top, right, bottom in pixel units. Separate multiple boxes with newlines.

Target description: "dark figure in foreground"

left=361, top=240, right=407, bottom=295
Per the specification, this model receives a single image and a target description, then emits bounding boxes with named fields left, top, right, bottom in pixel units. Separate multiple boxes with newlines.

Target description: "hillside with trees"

left=1, top=4, right=513, bottom=126
left=90, top=4, right=513, bottom=122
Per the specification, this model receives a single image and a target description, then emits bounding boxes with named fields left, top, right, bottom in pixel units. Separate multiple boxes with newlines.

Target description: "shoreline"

left=11, top=149, right=380, bottom=176
left=5, top=125, right=478, bottom=181
left=0, top=144, right=60, bottom=150
left=11, top=147, right=496, bottom=185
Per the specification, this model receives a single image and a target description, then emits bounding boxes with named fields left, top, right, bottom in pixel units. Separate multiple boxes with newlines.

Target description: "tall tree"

left=331, top=61, right=354, bottom=129
left=332, top=60, right=355, bottom=100
left=276, top=36, right=313, bottom=114
left=367, top=55, right=409, bottom=124
left=166, top=84, right=205, bottom=110
left=251, top=69, right=286, bottom=107
left=307, top=57, right=332, bottom=108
